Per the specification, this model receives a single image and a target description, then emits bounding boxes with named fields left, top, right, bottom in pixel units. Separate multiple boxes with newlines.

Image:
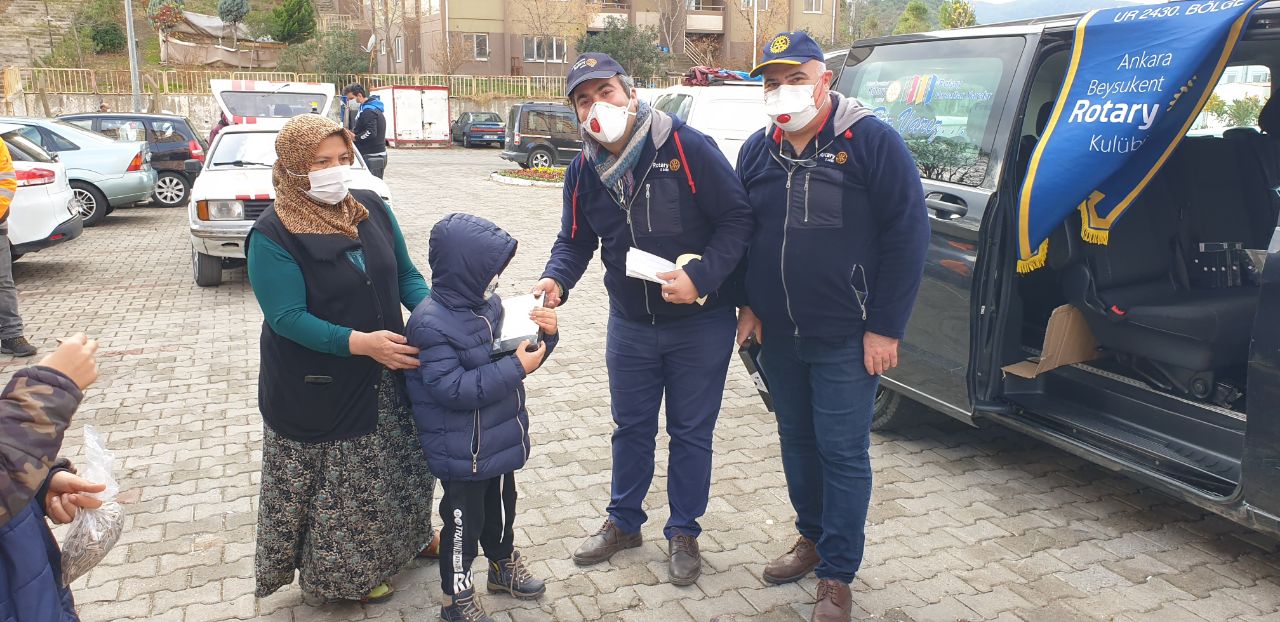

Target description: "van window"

left=655, top=94, right=693, bottom=121
left=839, top=37, right=1024, bottom=187
left=220, top=91, right=328, bottom=119
left=1192, top=64, right=1272, bottom=136
left=526, top=110, right=554, bottom=134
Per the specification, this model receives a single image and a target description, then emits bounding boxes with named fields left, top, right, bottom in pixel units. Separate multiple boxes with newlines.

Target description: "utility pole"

left=832, top=0, right=839, bottom=43
left=123, top=0, right=143, bottom=112
left=752, top=0, right=758, bottom=64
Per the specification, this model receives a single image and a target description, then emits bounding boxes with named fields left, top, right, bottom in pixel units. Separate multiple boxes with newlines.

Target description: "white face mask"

left=583, top=99, right=635, bottom=144
left=305, top=165, right=352, bottom=205
left=764, top=83, right=823, bottom=133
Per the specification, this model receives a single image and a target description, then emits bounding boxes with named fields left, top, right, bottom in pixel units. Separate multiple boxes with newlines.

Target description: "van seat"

left=1168, top=136, right=1275, bottom=250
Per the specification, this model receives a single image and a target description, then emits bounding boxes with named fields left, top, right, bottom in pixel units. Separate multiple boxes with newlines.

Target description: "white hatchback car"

left=652, top=83, right=770, bottom=167
left=187, top=125, right=392, bottom=286
left=0, top=123, right=82, bottom=259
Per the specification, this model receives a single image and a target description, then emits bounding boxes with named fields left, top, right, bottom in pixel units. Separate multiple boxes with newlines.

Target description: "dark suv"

left=60, top=113, right=206, bottom=208
left=501, top=102, right=581, bottom=169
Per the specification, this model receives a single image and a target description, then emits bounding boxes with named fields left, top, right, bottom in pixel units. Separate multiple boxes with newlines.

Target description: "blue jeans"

left=759, top=333, right=878, bottom=583
left=605, top=307, right=735, bottom=540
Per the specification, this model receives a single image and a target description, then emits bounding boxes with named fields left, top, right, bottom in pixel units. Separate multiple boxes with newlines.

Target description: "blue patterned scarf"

left=581, top=100, right=653, bottom=204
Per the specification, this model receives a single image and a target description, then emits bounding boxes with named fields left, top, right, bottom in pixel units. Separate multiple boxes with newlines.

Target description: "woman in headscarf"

left=247, top=114, right=435, bottom=604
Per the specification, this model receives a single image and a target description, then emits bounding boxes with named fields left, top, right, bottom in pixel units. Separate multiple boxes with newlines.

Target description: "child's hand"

left=44, top=471, right=105, bottom=524
left=39, top=334, right=99, bottom=390
left=529, top=307, right=558, bottom=335
left=515, top=340, right=547, bottom=374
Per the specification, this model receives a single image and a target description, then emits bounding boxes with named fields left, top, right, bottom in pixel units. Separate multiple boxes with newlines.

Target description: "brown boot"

left=811, top=579, right=852, bottom=622
left=763, top=536, right=820, bottom=585
left=572, top=519, right=642, bottom=566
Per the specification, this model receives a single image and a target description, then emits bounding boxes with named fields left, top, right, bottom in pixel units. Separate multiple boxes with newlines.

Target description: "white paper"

left=493, top=293, right=542, bottom=354
left=626, top=247, right=676, bottom=284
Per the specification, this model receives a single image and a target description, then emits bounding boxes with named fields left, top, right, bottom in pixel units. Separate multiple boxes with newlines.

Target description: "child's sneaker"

left=439, top=588, right=493, bottom=622
left=487, top=550, right=546, bottom=599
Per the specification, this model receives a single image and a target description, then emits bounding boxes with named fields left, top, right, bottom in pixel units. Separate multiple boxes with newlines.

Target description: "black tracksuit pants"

left=439, top=471, right=517, bottom=596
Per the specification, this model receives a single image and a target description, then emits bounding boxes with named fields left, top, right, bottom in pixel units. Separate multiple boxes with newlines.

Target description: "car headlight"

left=197, top=199, right=245, bottom=221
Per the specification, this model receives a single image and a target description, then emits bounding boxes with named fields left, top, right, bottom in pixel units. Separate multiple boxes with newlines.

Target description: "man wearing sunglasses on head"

left=734, top=32, right=929, bottom=622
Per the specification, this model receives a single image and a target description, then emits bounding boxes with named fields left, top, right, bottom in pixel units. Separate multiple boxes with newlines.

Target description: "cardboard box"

left=1002, top=304, right=1101, bottom=379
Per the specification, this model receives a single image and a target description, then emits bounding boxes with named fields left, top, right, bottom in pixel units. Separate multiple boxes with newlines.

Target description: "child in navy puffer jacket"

left=404, top=213, right=558, bottom=622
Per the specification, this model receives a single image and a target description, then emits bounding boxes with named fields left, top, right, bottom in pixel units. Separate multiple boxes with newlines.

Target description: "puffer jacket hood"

left=360, top=95, right=385, bottom=113
left=428, top=213, right=517, bottom=310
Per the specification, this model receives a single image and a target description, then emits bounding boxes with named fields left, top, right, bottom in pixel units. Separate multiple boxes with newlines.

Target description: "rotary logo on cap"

left=586, top=58, right=598, bottom=67
left=770, top=35, right=791, bottom=53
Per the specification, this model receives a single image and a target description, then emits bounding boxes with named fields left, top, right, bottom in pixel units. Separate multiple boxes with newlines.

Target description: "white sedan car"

left=0, top=123, right=82, bottom=259
left=187, top=125, right=392, bottom=287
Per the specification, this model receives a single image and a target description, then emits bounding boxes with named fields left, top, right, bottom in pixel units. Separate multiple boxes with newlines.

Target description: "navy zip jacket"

left=405, top=214, right=557, bottom=481
left=737, top=92, right=929, bottom=340
left=541, top=110, right=753, bottom=322
left=352, top=96, right=387, bottom=156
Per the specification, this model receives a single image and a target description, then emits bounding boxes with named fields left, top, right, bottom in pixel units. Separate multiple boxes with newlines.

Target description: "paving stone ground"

left=14, top=147, right=1280, bottom=621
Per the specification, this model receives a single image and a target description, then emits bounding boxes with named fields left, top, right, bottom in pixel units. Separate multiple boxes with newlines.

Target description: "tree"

left=429, top=31, right=472, bottom=75
left=509, top=0, right=597, bottom=76
left=576, top=17, right=665, bottom=79
left=1205, top=92, right=1228, bottom=123
left=939, top=0, right=976, bottom=29
left=656, top=0, right=687, bottom=58
left=1226, top=94, right=1264, bottom=127
left=731, top=0, right=789, bottom=70
left=893, top=0, right=932, bottom=35
left=218, top=0, right=250, bottom=50
left=271, top=0, right=315, bottom=44
left=147, top=0, right=185, bottom=32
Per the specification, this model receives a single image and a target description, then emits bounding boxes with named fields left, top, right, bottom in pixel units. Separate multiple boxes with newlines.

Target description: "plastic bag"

left=60, top=425, right=125, bottom=585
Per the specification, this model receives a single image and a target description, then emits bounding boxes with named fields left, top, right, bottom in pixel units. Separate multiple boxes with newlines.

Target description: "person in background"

left=405, top=213, right=558, bottom=622
left=342, top=84, right=388, bottom=179
left=532, top=53, right=753, bottom=587
left=735, top=32, right=929, bottom=622
left=0, top=141, right=35, bottom=358
left=208, top=113, right=230, bottom=146
left=247, top=114, right=434, bottom=605
left=0, top=333, right=103, bottom=622
left=97, top=102, right=109, bottom=113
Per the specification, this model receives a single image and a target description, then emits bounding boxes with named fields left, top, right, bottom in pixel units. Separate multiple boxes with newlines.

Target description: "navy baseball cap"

left=750, top=31, right=825, bottom=78
left=567, top=53, right=627, bottom=98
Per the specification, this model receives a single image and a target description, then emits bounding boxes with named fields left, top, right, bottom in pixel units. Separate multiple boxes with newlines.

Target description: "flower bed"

left=496, top=167, right=565, bottom=183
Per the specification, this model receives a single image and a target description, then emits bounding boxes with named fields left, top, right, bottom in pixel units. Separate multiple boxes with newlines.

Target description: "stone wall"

left=7, top=92, right=539, bottom=137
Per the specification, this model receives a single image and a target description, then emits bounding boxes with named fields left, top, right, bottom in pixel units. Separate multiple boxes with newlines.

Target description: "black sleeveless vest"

left=249, top=190, right=405, bottom=442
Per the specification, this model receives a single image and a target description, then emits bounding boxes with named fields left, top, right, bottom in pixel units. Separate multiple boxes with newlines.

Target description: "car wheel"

left=70, top=181, right=109, bottom=226
left=192, top=247, right=223, bottom=287
left=463, top=134, right=472, bottom=148
left=870, top=387, right=934, bottom=432
left=152, top=172, right=190, bottom=208
left=529, top=148, right=553, bottom=169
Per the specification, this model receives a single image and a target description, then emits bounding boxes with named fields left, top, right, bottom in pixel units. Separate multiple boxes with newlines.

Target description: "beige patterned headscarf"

left=272, top=114, right=369, bottom=239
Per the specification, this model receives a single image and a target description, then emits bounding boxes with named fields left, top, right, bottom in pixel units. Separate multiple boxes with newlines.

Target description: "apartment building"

left=413, top=0, right=843, bottom=76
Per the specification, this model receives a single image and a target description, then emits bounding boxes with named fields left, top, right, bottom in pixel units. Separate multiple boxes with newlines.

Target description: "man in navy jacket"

left=735, top=32, right=929, bottom=622
left=532, top=53, right=753, bottom=586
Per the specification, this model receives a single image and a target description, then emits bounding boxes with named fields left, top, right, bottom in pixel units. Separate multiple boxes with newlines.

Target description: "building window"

left=394, top=36, right=404, bottom=63
left=804, top=0, right=822, bottom=12
left=523, top=36, right=567, bottom=62
left=464, top=33, right=489, bottom=61
left=738, top=0, right=767, bottom=9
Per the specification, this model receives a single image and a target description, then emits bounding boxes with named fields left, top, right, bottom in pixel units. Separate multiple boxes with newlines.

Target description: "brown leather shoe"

left=668, top=534, right=701, bottom=586
left=763, top=536, right=820, bottom=585
left=573, top=519, right=642, bottom=566
left=811, top=579, right=852, bottom=622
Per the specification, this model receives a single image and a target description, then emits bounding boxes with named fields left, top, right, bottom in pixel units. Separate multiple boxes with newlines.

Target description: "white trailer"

left=371, top=85, right=451, bottom=147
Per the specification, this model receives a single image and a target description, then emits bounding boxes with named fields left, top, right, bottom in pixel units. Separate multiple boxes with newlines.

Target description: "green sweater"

left=247, top=207, right=428, bottom=356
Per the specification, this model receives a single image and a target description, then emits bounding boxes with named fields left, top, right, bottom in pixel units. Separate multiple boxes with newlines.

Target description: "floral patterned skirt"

left=255, top=370, right=436, bottom=601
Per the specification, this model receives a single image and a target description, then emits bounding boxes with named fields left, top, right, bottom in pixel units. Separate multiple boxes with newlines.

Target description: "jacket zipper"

left=803, top=172, right=811, bottom=224
left=646, top=184, right=653, bottom=233
left=851, top=264, right=869, bottom=321
left=516, top=385, right=528, bottom=463
left=613, top=153, right=662, bottom=324
left=471, top=309, right=495, bottom=474
left=781, top=166, right=799, bottom=336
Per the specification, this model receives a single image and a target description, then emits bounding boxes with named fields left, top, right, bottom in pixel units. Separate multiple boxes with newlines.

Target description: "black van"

left=501, top=102, right=582, bottom=169
left=834, top=3, right=1280, bottom=536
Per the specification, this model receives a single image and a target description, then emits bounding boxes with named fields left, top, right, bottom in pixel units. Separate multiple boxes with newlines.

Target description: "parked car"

left=501, top=102, right=581, bottom=169
left=826, top=4, right=1280, bottom=536
left=0, top=117, right=155, bottom=226
left=187, top=125, right=392, bottom=287
left=451, top=111, right=506, bottom=148
left=59, top=113, right=207, bottom=208
left=0, top=124, right=82, bottom=258
left=652, top=82, right=768, bottom=167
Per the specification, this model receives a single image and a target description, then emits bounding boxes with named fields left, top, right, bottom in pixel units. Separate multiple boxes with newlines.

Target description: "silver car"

left=0, top=117, right=157, bottom=226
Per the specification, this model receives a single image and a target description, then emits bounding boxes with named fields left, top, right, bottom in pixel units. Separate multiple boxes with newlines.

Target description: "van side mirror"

left=184, top=159, right=203, bottom=176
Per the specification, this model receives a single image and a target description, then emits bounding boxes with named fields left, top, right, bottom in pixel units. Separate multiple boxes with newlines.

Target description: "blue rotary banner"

left=1017, top=0, right=1265, bottom=273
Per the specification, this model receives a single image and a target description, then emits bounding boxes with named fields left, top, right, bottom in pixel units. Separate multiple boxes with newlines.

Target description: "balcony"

left=687, top=0, right=725, bottom=11
left=686, top=0, right=725, bottom=32
left=592, top=1, right=630, bottom=11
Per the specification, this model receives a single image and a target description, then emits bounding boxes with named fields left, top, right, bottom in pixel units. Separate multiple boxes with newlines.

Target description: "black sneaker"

left=487, top=550, right=545, bottom=599
left=439, top=589, right=493, bottom=622
left=1, top=337, right=36, bottom=358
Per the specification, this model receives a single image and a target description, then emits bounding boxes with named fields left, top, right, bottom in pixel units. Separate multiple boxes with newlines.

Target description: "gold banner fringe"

left=1017, top=239, right=1049, bottom=274
left=1079, top=204, right=1111, bottom=245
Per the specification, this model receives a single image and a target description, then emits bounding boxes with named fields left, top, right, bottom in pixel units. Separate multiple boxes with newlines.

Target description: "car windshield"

left=49, top=120, right=116, bottom=145
left=220, top=91, right=330, bottom=118
left=209, top=131, right=366, bottom=170
left=473, top=113, right=501, bottom=123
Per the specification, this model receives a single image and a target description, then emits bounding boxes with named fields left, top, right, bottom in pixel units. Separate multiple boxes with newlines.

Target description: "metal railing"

left=687, top=0, right=726, bottom=11
left=6, top=67, right=683, bottom=99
